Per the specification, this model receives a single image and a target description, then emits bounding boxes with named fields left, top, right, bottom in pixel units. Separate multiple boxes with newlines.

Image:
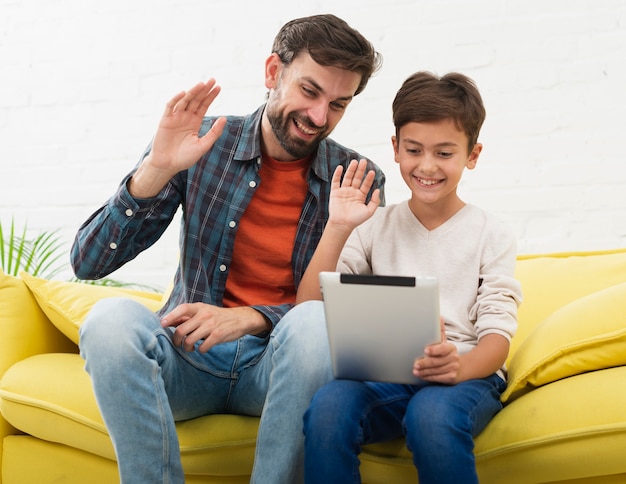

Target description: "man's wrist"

left=252, top=309, right=273, bottom=335
left=127, top=156, right=176, bottom=199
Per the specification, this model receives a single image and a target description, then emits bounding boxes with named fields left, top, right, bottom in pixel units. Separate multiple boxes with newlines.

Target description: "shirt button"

left=109, top=242, right=118, bottom=250
left=219, top=264, right=227, bottom=272
left=125, top=209, right=133, bottom=217
left=249, top=180, right=257, bottom=188
left=228, top=220, right=236, bottom=228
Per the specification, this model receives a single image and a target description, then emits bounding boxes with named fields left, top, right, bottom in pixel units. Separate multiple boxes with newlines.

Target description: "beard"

left=266, top=105, right=328, bottom=159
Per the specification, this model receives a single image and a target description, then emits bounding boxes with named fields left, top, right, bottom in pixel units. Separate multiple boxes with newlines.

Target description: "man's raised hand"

left=128, top=79, right=227, bottom=198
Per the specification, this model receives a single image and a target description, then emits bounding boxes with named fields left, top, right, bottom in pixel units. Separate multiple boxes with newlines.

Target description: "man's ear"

left=265, top=53, right=282, bottom=89
left=466, top=143, right=482, bottom=170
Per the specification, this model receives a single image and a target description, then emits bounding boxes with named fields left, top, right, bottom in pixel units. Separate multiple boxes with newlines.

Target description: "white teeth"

left=294, top=118, right=317, bottom=135
left=418, top=177, right=439, bottom=186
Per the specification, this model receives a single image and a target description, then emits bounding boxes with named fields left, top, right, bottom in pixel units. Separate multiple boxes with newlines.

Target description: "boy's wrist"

left=324, top=219, right=356, bottom=237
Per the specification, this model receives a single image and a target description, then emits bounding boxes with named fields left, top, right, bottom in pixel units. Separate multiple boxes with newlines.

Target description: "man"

left=71, top=14, right=385, bottom=484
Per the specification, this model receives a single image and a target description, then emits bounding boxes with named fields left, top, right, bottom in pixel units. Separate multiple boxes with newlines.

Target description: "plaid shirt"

left=71, top=105, right=386, bottom=328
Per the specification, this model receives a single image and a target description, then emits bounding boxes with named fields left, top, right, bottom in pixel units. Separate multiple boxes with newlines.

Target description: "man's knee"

left=80, top=297, right=160, bottom=357
left=271, top=301, right=333, bottom=384
left=275, top=301, right=329, bottom=357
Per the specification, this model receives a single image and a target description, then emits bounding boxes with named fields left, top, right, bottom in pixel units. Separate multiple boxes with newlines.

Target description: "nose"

left=306, top=100, right=329, bottom=128
left=419, top=153, right=438, bottom=175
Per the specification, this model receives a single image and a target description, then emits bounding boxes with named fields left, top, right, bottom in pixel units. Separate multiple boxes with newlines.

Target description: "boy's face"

left=262, top=52, right=361, bottom=161
left=392, top=119, right=482, bottom=222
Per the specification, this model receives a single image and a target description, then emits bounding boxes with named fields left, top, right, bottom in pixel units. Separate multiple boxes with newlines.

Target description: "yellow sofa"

left=2, top=248, right=626, bottom=483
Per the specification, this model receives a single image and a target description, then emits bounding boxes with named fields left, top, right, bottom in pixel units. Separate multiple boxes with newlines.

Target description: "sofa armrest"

left=0, top=270, right=77, bottom=457
left=1, top=271, right=78, bottom=378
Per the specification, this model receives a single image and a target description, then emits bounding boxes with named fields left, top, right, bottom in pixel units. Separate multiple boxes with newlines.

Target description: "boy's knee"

left=304, top=384, right=342, bottom=434
left=404, top=394, right=470, bottom=446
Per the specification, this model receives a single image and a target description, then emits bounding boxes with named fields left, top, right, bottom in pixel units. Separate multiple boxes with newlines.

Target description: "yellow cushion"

left=20, top=272, right=164, bottom=344
left=476, top=367, right=626, bottom=483
left=511, top=248, right=626, bottom=358
left=0, top=270, right=76, bottom=373
left=501, top=282, right=626, bottom=402
left=2, top=436, right=120, bottom=484
left=0, top=353, right=258, bottom=476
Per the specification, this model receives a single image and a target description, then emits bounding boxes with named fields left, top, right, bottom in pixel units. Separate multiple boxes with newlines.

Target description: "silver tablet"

left=319, top=272, right=441, bottom=384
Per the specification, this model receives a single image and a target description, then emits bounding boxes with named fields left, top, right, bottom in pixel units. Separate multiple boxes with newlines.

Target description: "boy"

left=297, top=71, right=522, bottom=483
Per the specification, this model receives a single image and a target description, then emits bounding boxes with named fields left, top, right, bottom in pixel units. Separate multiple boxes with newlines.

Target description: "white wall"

left=2, top=0, right=625, bottom=289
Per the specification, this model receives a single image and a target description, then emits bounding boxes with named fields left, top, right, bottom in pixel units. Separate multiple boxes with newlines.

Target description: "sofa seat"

left=4, top=353, right=626, bottom=483
left=0, top=353, right=259, bottom=483
left=474, top=366, right=626, bottom=483
left=3, top=248, right=626, bottom=483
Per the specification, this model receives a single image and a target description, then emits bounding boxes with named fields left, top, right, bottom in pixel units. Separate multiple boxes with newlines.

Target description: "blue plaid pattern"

left=71, top=105, right=386, bottom=328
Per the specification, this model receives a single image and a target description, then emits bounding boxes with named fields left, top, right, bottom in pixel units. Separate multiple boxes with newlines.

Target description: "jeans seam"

left=361, top=393, right=412, bottom=444
left=152, top=360, right=172, bottom=483
left=468, top=375, right=505, bottom=436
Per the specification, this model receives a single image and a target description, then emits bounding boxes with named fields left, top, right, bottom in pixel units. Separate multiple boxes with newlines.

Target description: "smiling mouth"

left=294, top=117, right=320, bottom=136
left=417, top=177, right=442, bottom=186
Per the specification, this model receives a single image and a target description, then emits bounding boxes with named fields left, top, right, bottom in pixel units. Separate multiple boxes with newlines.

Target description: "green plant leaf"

left=2, top=216, right=160, bottom=292
left=0, top=218, right=66, bottom=278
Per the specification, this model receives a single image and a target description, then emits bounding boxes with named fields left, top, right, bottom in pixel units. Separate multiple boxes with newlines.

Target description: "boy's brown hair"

left=392, top=71, right=486, bottom=150
left=272, top=14, right=382, bottom=96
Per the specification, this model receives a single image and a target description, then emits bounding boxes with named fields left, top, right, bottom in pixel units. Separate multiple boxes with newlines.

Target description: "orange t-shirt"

left=222, top=154, right=310, bottom=308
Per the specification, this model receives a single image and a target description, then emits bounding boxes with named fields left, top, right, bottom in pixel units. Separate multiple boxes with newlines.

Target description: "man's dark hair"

left=272, top=14, right=382, bottom=96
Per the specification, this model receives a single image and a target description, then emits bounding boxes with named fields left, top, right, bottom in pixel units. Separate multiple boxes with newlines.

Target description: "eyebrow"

left=403, top=139, right=459, bottom=148
left=303, top=76, right=355, bottom=102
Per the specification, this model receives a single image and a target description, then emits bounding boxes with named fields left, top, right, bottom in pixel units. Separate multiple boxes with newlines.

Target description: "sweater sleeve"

left=469, top=217, right=523, bottom=342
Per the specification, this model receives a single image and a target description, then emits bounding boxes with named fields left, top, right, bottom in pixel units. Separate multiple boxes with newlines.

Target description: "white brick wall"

left=1, top=0, right=625, bottom=288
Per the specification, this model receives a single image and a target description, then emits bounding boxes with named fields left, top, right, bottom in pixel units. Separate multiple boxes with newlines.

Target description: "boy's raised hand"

left=328, top=159, right=381, bottom=230
left=295, top=159, right=380, bottom=304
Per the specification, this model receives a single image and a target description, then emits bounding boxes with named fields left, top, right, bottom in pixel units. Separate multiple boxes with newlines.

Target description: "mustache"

left=293, top=113, right=327, bottom=132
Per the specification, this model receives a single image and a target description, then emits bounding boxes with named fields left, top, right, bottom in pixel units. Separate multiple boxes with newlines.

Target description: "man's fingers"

left=161, top=303, right=195, bottom=328
left=196, top=81, right=221, bottom=115
left=163, top=91, right=186, bottom=116
left=169, top=79, right=220, bottom=115
left=198, top=117, right=227, bottom=152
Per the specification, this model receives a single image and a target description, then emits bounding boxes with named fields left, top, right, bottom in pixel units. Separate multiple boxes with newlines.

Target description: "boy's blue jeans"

left=79, top=298, right=331, bottom=484
left=303, top=373, right=506, bottom=484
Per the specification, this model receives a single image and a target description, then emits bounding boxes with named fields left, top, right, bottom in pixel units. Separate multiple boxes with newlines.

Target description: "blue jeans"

left=79, top=298, right=332, bottom=484
left=303, top=374, right=506, bottom=484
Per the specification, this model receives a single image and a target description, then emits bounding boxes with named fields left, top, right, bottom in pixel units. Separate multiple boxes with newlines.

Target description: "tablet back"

left=319, top=272, right=440, bottom=384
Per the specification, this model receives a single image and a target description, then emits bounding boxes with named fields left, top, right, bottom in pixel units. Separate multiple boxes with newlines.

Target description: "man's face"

left=262, top=52, right=362, bottom=161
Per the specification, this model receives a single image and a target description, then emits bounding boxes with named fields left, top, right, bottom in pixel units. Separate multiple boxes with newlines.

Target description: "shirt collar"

left=235, top=104, right=333, bottom=183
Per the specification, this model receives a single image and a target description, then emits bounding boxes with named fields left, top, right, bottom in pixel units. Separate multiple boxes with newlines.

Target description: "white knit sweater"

left=337, top=201, right=523, bottom=371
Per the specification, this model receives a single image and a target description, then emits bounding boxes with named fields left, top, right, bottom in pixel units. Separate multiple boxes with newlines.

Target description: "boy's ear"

left=265, top=53, right=282, bottom=89
left=466, top=143, right=482, bottom=170
left=391, top=135, right=400, bottom=163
